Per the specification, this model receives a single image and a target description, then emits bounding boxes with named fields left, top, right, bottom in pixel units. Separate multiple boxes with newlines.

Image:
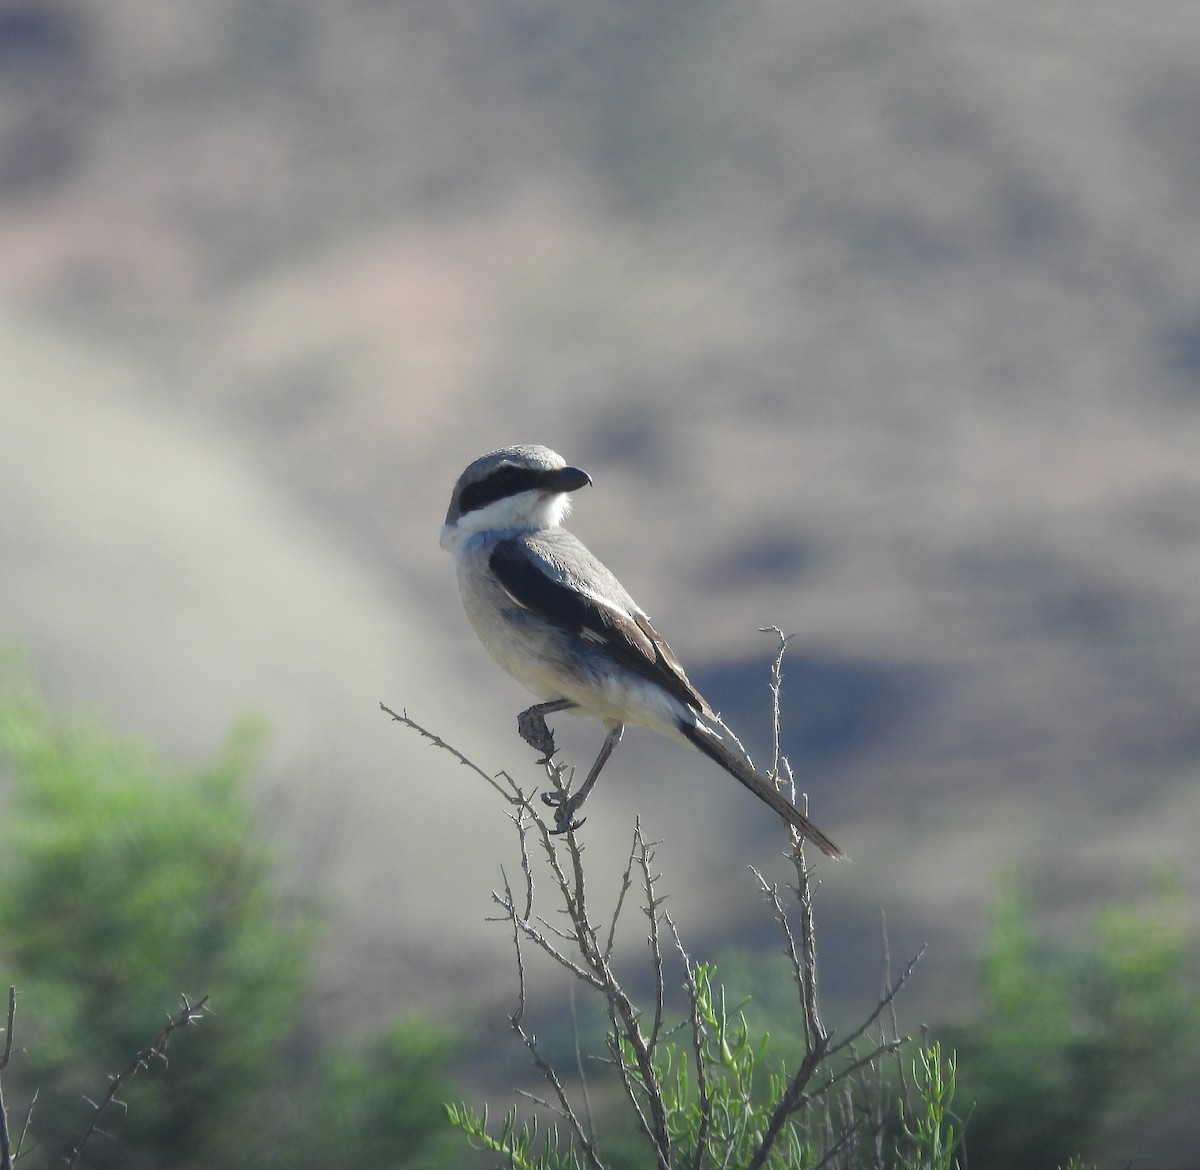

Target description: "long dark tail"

left=681, top=722, right=846, bottom=859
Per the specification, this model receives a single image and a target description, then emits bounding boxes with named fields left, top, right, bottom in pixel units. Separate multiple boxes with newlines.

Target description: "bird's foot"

left=539, top=789, right=585, bottom=833
left=517, top=709, right=559, bottom=763
left=550, top=802, right=585, bottom=835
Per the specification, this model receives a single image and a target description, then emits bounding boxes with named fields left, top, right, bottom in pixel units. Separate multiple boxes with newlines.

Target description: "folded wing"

left=489, top=535, right=709, bottom=715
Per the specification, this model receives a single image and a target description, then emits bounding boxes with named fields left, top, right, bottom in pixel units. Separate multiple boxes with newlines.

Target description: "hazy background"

left=2, top=0, right=1198, bottom=1129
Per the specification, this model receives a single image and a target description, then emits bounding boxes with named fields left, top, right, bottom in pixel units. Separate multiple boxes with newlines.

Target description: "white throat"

left=441, top=490, right=573, bottom=551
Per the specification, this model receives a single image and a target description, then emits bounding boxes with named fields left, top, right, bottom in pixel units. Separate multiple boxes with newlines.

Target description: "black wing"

left=489, top=537, right=708, bottom=714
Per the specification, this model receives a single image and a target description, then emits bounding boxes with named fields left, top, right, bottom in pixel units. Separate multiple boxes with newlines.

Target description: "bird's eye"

left=458, top=465, right=534, bottom=516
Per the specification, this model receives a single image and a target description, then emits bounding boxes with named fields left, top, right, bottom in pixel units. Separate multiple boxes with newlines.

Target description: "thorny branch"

left=1, top=987, right=17, bottom=1170
left=504, top=866, right=603, bottom=1170
left=746, top=842, right=831, bottom=1170
left=0, top=988, right=36, bottom=1170
left=0, top=988, right=14, bottom=1074
left=380, top=703, right=523, bottom=806
left=65, top=994, right=211, bottom=1170
left=669, top=924, right=714, bottom=1170
left=762, top=625, right=793, bottom=783
left=829, top=947, right=925, bottom=1060
left=388, top=636, right=924, bottom=1170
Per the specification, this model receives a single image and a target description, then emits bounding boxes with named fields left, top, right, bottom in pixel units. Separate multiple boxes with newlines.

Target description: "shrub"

left=0, top=669, right=455, bottom=1169
left=941, top=874, right=1199, bottom=1170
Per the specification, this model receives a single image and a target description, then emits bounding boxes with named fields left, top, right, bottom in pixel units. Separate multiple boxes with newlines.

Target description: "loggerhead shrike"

left=439, top=444, right=844, bottom=858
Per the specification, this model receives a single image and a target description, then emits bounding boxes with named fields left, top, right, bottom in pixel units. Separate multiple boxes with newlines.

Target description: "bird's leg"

left=548, top=722, right=624, bottom=834
left=517, top=698, right=576, bottom=763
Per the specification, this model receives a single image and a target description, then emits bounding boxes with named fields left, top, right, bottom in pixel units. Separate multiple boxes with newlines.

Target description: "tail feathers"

left=681, top=722, right=846, bottom=860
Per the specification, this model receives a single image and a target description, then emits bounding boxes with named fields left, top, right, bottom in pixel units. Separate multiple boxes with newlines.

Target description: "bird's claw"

left=517, top=710, right=559, bottom=761
left=539, top=789, right=584, bottom=832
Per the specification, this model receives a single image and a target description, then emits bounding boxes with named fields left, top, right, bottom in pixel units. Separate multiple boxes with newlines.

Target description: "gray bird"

left=440, top=444, right=844, bottom=858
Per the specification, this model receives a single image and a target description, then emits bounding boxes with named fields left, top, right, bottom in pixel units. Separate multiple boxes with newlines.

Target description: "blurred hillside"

left=2, top=0, right=1198, bottom=1134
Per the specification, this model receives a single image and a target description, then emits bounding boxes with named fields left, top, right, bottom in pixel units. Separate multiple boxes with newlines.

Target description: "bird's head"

left=440, top=445, right=592, bottom=551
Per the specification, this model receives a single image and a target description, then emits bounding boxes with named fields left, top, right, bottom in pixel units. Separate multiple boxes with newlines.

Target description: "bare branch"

left=669, top=920, right=713, bottom=1170
left=745, top=805, right=836, bottom=1168
left=14, top=1089, right=35, bottom=1165
left=391, top=640, right=929, bottom=1170
left=604, top=828, right=640, bottom=962
left=568, top=984, right=596, bottom=1138
left=791, top=841, right=828, bottom=1054
left=751, top=868, right=806, bottom=1003
left=66, top=994, right=210, bottom=1170
left=811, top=1038, right=908, bottom=1098
left=379, top=703, right=522, bottom=805
left=389, top=705, right=674, bottom=1163
left=746, top=1039, right=829, bottom=1170
left=492, top=875, right=606, bottom=991
left=511, top=804, right=538, bottom=923
left=0, top=988, right=14, bottom=1072
left=829, top=947, right=925, bottom=1058
left=760, top=625, right=794, bottom=781
left=596, top=953, right=671, bottom=1169
left=1, top=986, right=17, bottom=1170
left=0, top=993, right=40, bottom=1170
left=510, top=1009, right=604, bottom=1170
left=633, top=825, right=667, bottom=1053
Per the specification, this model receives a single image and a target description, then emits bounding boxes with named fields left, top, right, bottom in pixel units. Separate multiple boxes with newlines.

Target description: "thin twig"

left=796, top=846, right=827, bottom=1051
left=568, top=984, right=595, bottom=1138
left=493, top=877, right=605, bottom=992
left=746, top=1040, right=829, bottom=1170
left=506, top=879, right=606, bottom=1170
left=66, top=994, right=210, bottom=1170
left=634, top=826, right=668, bottom=1053
left=379, top=704, right=521, bottom=805
left=747, top=856, right=831, bottom=1170
left=511, top=804, right=538, bottom=923
left=508, top=882, right=582, bottom=1157
left=1, top=987, right=17, bottom=1170
left=750, top=869, right=806, bottom=1004
left=669, top=920, right=713, bottom=1170
left=542, top=820, right=673, bottom=1169
left=0, top=990, right=37, bottom=1170
left=807, top=1120, right=862, bottom=1170
left=604, top=830, right=640, bottom=962
left=511, top=1000, right=602, bottom=1168
left=878, top=908, right=911, bottom=1127
left=0, top=988, right=14, bottom=1072
left=811, top=1038, right=909, bottom=1098
left=828, top=948, right=925, bottom=1058
left=13, top=1090, right=35, bottom=1166
left=597, top=956, right=671, bottom=1168
left=760, top=625, right=793, bottom=781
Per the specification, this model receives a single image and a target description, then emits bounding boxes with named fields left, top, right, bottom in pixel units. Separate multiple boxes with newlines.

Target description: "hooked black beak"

left=547, top=466, right=592, bottom=493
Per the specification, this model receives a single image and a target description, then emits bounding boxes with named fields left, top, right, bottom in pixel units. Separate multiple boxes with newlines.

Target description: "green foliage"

left=448, top=953, right=964, bottom=1170
left=647, top=962, right=795, bottom=1168
left=898, top=1043, right=963, bottom=1170
left=0, top=669, right=456, bottom=1169
left=447, top=873, right=1199, bottom=1170
left=279, top=1021, right=461, bottom=1170
left=9, top=668, right=1188, bottom=1170
left=447, top=1103, right=584, bottom=1170
left=0, top=677, right=311, bottom=1166
left=941, top=874, right=1200, bottom=1170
